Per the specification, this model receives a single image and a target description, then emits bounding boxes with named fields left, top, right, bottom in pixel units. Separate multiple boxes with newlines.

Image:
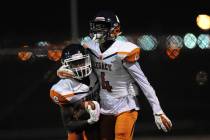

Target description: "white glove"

left=87, top=101, right=100, bottom=124
left=154, top=113, right=172, bottom=132
left=57, top=65, right=74, bottom=79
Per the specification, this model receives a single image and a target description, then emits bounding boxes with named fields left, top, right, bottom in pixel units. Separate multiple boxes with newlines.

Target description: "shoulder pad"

left=116, top=41, right=140, bottom=62
left=81, top=39, right=97, bottom=49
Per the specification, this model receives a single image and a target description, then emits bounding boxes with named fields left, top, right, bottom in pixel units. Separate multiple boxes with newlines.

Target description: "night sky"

left=0, top=0, right=209, bottom=46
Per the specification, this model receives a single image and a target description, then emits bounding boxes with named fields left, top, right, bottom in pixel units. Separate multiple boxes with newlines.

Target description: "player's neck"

left=99, top=40, right=115, bottom=53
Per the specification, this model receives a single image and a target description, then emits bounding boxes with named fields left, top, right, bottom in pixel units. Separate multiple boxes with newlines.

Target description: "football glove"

left=57, top=65, right=74, bottom=79
left=154, top=113, right=172, bottom=132
left=86, top=101, right=100, bottom=124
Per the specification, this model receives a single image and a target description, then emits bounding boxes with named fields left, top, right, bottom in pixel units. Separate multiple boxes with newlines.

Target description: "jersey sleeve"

left=123, top=61, right=163, bottom=114
left=117, top=41, right=140, bottom=63
left=50, top=79, right=74, bottom=106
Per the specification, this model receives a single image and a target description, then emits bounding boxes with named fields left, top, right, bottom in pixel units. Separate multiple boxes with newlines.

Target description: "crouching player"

left=50, top=44, right=100, bottom=140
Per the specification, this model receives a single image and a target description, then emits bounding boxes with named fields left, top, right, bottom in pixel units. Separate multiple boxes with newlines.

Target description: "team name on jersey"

left=93, top=61, right=112, bottom=71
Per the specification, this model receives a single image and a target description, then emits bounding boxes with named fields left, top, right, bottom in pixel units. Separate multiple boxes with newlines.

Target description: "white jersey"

left=50, top=73, right=97, bottom=106
left=84, top=40, right=163, bottom=115
left=84, top=40, right=140, bottom=115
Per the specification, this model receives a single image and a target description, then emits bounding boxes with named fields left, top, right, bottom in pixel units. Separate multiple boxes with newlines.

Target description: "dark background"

left=0, top=0, right=210, bottom=139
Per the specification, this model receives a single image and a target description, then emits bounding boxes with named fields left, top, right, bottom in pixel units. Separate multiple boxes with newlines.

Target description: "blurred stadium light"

left=196, top=14, right=210, bottom=30
left=166, top=35, right=183, bottom=49
left=137, top=35, right=158, bottom=51
left=17, top=45, right=33, bottom=61
left=166, top=46, right=181, bottom=60
left=47, top=50, right=62, bottom=62
left=197, top=34, right=210, bottom=49
left=196, top=71, right=208, bottom=86
left=183, top=33, right=197, bottom=49
left=116, top=35, right=128, bottom=41
left=165, top=35, right=183, bottom=59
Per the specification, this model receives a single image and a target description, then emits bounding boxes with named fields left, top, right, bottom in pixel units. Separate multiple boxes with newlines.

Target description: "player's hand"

left=154, top=113, right=172, bottom=132
left=86, top=101, right=100, bottom=124
left=57, top=65, right=74, bottom=79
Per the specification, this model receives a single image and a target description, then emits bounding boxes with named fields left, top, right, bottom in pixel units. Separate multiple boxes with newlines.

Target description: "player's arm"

left=123, top=61, right=163, bottom=114
left=123, top=54, right=172, bottom=132
left=123, top=61, right=172, bottom=132
left=60, top=101, right=100, bottom=132
left=60, top=105, right=89, bottom=132
left=50, top=89, right=89, bottom=131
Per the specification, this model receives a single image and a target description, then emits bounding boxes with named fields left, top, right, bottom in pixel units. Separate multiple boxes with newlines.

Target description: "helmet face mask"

left=61, top=44, right=92, bottom=79
left=90, top=20, right=111, bottom=43
left=90, top=20, right=111, bottom=33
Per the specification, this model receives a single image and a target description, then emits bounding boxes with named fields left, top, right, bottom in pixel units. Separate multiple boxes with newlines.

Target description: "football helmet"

left=61, top=44, right=92, bottom=79
left=89, top=10, right=121, bottom=43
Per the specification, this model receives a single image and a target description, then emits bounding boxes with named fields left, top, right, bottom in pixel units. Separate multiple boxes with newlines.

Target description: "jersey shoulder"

left=81, top=38, right=98, bottom=49
left=116, top=41, right=140, bottom=62
left=50, top=79, right=75, bottom=106
left=50, top=79, right=90, bottom=106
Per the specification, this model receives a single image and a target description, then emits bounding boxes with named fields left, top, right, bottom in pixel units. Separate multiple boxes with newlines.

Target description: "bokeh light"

left=166, top=35, right=183, bottom=49
left=197, top=34, right=210, bottom=49
left=166, top=46, right=181, bottom=60
left=48, top=49, right=62, bottom=61
left=116, top=35, right=128, bottom=41
left=196, top=14, right=210, bottom=30
left=196, top=71, right=208, bottom=85
left=137, top=35, right=158, bottom=51
left=183, top=33, right=197, bottom=49
left=17, top=45, right=33, bottom=61
left=166, top=35, right=183, bottom=59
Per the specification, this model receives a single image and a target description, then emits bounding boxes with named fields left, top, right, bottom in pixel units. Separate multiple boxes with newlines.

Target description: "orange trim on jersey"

left=118, top=48, right=140, bottom=62
left=50, top=90, right=70, bottom=105
left=117, top=51, right=129, bottom=55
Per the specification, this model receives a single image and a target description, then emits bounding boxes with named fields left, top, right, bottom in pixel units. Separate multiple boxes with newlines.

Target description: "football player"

left=82, top=10, right=172, bottom=140
left=50, top=44, right=100, bottom=140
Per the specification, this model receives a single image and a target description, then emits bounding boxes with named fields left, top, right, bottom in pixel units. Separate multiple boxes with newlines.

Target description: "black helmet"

left=61, top=44, right=92, bottom=79
left=89, top=10, right=121, bottom=43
